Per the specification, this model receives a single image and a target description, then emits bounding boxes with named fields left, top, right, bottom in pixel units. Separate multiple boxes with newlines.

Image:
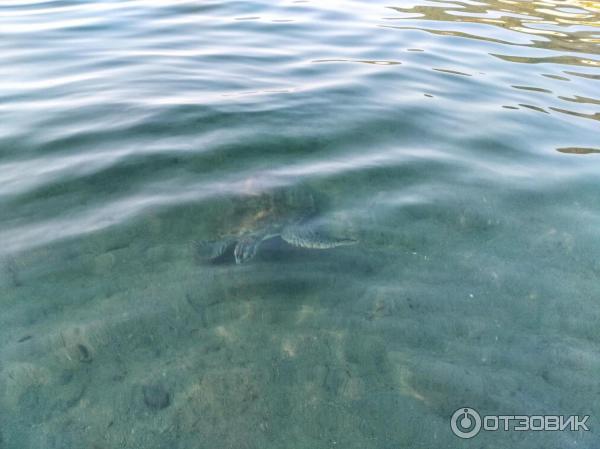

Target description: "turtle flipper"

left=234, top=235, right=263, bottom=264
left=281, top=224, right=357, bottom=249
left=194, top=239, right=236, bottom=263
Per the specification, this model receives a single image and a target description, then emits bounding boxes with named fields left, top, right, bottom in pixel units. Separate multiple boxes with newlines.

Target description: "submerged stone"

left=142, top=383, right=170, bottom=410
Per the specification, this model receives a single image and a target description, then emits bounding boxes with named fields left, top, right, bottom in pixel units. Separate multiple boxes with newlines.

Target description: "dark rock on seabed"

left=142, top=383, right=171, bottom=410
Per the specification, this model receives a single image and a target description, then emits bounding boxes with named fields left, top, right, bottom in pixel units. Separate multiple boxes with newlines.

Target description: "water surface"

left=1, top=0, right=599, bottom=448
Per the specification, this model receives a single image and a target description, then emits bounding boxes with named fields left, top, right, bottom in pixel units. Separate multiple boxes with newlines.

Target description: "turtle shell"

left=220, top=184, right=317, bottom=238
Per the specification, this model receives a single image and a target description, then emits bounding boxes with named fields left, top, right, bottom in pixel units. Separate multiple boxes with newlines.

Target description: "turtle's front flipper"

left=234, top=235, right=263, bottom=264
left=194, top=239, right=236, bottom=263
left=281, top=224, right=357, bottom=249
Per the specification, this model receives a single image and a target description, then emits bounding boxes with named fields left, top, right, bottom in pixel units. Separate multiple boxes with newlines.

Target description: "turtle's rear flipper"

left=194, top=239, right=236, bottom=263
left=234, top=235, right=263, bottom=264
left=281, top=225, right=357, bottom=249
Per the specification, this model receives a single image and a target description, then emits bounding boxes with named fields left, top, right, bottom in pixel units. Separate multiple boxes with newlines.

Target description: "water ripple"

left=1, top=1, right=600, bottom=448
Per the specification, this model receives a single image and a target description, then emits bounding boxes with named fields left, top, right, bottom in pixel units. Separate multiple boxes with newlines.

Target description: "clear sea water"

left=1, top=1, right=599, bottom=448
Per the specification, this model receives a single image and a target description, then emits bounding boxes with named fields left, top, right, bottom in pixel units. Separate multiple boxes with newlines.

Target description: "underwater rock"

left=4, top=256, right=22, bottom=287
left=142, top=383, right=170, bottom=410
left=77, top=344, right=93, bottom=363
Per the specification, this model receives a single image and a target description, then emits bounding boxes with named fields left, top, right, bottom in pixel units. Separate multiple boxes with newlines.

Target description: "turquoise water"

left=1, top=0, right=599, bottom=447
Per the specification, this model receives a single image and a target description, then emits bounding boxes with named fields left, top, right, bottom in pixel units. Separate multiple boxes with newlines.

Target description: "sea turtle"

left=194, top=184, right=356, bottom=264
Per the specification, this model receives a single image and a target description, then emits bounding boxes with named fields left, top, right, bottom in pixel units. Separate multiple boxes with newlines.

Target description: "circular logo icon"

left=451, top=407, right=482, bottom=439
